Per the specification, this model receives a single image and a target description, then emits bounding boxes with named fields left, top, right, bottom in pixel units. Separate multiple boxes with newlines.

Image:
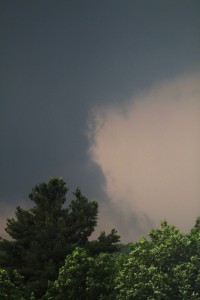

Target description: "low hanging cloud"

left=88, top=73, right=200, bottom=241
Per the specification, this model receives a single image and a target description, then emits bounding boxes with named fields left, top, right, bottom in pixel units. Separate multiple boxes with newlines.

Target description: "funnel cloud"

left=88, top=74, right=200, bottom=241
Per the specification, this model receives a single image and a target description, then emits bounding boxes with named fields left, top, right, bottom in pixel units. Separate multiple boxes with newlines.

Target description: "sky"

left=1, top=0, right=200, bottom=242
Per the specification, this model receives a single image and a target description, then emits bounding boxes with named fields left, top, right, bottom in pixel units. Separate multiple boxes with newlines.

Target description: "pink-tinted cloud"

left=88, top=73, right=200, bottom=241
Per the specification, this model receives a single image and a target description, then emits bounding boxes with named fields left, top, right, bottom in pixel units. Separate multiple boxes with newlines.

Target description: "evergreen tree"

left=0, top=178, right=98, bottom=298
left=86, top=229, right=120, bottom=256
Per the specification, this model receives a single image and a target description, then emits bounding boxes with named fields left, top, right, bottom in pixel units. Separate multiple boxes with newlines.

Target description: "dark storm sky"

left=1, top=0, right=200, bottom=240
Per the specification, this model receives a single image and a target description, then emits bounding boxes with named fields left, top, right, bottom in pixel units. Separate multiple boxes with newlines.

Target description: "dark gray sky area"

left=1, top=1, right=200, bottom=241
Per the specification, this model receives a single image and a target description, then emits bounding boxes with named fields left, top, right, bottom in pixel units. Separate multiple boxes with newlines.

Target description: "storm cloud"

left=88, top=73, right=200, bottom=241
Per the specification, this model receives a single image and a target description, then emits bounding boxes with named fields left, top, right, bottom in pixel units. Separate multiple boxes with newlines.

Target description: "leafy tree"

left=115, top=220, right=200, bottom=300
left=45, top=247, right=118, bottom=300
left=45, top=219, right=200, bottom=300
left=86, top=252, right=117, bottom=299
left=0, top=178, right=98, bottom=298
left=118, top=243, right=131, bottom=254
left=0, top=268, right=25, bottom=300
left=45, top=247, right=92, bottom=300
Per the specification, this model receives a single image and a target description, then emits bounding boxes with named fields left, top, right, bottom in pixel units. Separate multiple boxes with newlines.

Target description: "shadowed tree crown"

left=0, top=178, right=99, bottom=298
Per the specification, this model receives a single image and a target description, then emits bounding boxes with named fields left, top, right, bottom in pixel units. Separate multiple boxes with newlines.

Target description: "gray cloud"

left=88, top=73, right=200, bottom=242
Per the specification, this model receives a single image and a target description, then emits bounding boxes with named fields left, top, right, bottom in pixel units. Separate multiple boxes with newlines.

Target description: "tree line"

left=0, top=177, right=200, bottom=299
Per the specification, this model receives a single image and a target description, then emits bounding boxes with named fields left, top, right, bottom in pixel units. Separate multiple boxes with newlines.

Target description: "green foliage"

left=115, top=220, right=200, bottom=299
left=86, top=252, right=117, bottom=299
left=46, top=247, right=92, bottom=300
left=44, top=247, right=117, bottom=300
left=1, top=177, right=200, bottom=299
left=0, top=268, right=25, bottom=300
left=118, top=243, right=131, bottom=254
left=86, top=229, right=120, bottom=256
left=0, top=178, right=99, bottom=298
left=67, top=188, right=99, bottom=246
